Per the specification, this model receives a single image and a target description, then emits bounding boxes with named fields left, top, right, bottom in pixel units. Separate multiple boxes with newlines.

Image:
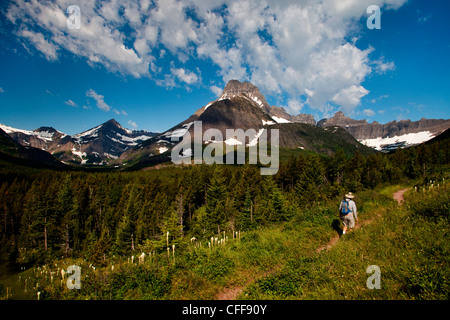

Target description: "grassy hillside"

left=243, top=185, right=449, bottom=299
left=274, top=123, right=376, bottom=157
left=4, top=183, right=447, bottom=300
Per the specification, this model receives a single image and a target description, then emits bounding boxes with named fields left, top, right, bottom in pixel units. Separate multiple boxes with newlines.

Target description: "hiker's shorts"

left=340, top=213, right=355, bottom=228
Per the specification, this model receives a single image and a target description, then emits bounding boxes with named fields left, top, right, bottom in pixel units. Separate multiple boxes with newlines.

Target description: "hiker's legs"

left=348, top=215, right=355, bottom=229
left=341, top=216, right=349, bottom=234
left=341, top=214, right=354, bottom=234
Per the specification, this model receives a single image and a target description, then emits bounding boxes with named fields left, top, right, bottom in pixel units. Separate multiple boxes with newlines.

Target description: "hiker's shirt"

left=348, top=200, right=357, bottom=220
left=340, top=199, right=357, bottom=220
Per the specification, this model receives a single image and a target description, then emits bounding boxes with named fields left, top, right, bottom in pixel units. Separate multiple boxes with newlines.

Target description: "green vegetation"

left=0, top=132, right=448, bottom=300
left=244, top=186, right=449, bottom=299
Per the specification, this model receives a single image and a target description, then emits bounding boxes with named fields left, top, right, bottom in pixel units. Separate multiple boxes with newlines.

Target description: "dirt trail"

left=317, top=188, right=410, bottom=253
left=216, top=267, right=281, bottom=300
left=393, top=188, right=409, bottom=204
left=216, top=188, right=410, bottom=300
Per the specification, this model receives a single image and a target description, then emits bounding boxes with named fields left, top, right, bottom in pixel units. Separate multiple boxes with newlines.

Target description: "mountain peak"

left=220, top=80, right=271, bottom=113
left=105, top=119, right=120, bottom=126
left=35, top=126, right=59, bottom=133
left=222, top=80, right=257, bottom=94
left=318, top=111, right=367, bottom=128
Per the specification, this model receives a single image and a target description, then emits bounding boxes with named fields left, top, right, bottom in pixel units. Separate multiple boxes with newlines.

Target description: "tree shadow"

left=331, top=219, right=342, bottom=236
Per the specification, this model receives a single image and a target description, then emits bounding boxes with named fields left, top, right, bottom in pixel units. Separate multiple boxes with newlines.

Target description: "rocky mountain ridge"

left=2, top=80, right=449, bottom=167
left=0, top=119, right=157, bottom=165
left=119, top=80, right=377, bottom=167
left=317, top=111, right=450, bottom=152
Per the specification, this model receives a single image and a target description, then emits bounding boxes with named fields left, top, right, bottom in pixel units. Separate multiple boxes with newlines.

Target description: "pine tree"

left=204, top=165, right=227, bottom=235
left=236, top=190, right=255, bottom=230
left=294, top=155, right=326, bottom=207
left=55, top=174, right=75, bottom=256
left=162, top=199, right=184, bottom=248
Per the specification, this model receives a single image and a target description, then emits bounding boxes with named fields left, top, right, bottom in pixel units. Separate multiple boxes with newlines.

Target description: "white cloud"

left=171, top=67, right=198, bottom=85
left=65, top=99, right=77, bottom=107
left=363, top=109, right=376, bottom=117
left=128, top=120, right=138, bottom=129
left=86, top=89, right=111, bottom=112
left=332, top=85, right=370, bottom=114
left=372, top=58, right=396, bottom=74
left=19, top=29, right=58, bottom=61
left=285, top=98, right=305, bottom=115
left=6, top=0, right=406, bottom=117
left=150, top=0, right=198, bottom=53
left=371, top=94, right=389, bottom=103
left=6, top=0, right=149, bottom=78
left=210, top=85, right=223, bottom=97
left=418, top=13, right=432, bottom=24
left=0, top=87, right=4, bottom=93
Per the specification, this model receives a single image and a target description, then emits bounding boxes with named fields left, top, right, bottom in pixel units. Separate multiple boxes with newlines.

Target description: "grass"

left=241, top=184, right=449, bottom=300
left=2, top=184, right=448, bottom=300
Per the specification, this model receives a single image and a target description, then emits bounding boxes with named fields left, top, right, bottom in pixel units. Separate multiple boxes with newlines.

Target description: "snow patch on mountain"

left=224, top=137, right=243, bottom=146
left=158, top=146, right=169, bottom=154
left=164, top=122, right=194, bottom=140
left=71, top=147, right=87, bottom=159
left=74, top=125, right=101, bottom=139
left=262, top=119, right=276, bottom=126
left=359, top=131, right=435, bottom=151
left=249, top=94, right=264, bottom=109
left=271, top=116, right=292, bottom=124
left=104, top=153, right=118, bottom=159
left=0, top=123, right=58, bottom=142
left=247, top=128, right=265, bottom=147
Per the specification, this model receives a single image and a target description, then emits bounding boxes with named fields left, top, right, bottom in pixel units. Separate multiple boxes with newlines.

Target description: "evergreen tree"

left=236, top=190, right=255, bottom=230
left=55, top=174, right=75, bottom=255
left=294, top=155, right=326, bottom=207
left=204, top=165, right=228, bottom=235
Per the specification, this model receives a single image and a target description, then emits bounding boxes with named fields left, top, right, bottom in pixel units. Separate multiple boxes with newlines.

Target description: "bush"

left=186, top=250, right=234, bottom=282
left=407, top=186, right=449, bottom=221
left=402, top=265, right=449, bottom=299
left=108, top=265, right=172, bottom=299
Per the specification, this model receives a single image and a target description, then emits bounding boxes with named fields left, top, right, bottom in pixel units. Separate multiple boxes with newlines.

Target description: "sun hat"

left=345, top=192, right=355, bottom=199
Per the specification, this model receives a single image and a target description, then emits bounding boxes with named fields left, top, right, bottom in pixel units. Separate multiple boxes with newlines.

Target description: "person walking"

left=339, top=192, right=358, bottom=235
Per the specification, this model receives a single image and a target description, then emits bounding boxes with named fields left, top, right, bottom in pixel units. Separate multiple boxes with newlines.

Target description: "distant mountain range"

left=0, top=119, right=157, bottom=165
left=119, top=80, right=375, bottom=168
left=317, top=111, right=450, bottom=152
left=0, top=127, right=66, bottom=168
left=1, top=80, right=449, bottom=168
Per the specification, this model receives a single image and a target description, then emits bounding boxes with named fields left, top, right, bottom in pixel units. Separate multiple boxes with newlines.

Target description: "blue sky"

left=0, top=0, right=449, bottom=135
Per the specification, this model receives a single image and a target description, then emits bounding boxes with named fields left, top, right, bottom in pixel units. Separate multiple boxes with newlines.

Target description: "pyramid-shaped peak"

left=222, top=80, right=260, bottom=96
left=220, top=80, right=271, bottom=113
left=35, top=126, right=59, bottom=133
left=104, top=118, right=121, bottom=126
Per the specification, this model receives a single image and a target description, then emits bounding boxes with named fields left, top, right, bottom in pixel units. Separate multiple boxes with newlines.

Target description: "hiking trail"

left=316, top=188, right=409, bottom=253
left=393, top=188, right=409, bottom=204
left=216, top=188, right=410, bottom=300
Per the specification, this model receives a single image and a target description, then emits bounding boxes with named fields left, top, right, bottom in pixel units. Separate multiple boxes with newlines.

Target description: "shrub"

left=186, top=250, right=234, bottom=282
left=407, top=187, right=449, bottom=221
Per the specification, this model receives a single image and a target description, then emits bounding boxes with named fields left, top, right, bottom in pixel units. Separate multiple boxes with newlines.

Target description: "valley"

left=0, top=125, right=448, bottom=300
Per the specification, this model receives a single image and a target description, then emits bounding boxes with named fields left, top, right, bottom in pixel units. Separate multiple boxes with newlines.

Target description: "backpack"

left=340, top=200, right=351, bottom=215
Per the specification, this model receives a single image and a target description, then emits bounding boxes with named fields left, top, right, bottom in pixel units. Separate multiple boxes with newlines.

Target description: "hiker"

left=339, top=192, right=358, bottom=235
